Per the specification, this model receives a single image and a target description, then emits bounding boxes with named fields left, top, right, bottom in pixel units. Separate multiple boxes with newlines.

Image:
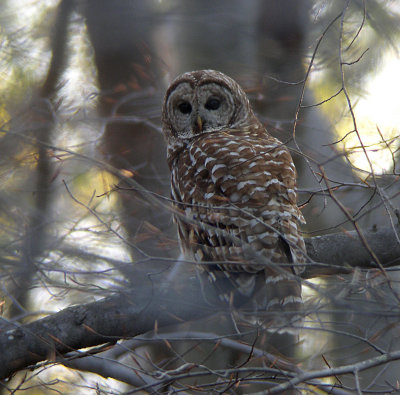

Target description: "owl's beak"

left=196, top=115, right=203, bottom=132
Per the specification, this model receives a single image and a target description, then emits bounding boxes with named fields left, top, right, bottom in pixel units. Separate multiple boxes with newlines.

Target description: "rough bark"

left=1, top=224, right=399, bottom=380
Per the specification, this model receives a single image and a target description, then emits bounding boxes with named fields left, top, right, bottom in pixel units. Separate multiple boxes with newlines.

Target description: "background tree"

left=0, top=0, right=399, bottom=393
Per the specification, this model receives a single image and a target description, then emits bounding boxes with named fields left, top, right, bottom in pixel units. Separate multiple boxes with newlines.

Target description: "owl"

left=162, top=70, right=306, bottom=334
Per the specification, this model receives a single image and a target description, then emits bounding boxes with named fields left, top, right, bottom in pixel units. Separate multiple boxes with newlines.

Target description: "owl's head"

left=162, top=70, right=253, bottom=141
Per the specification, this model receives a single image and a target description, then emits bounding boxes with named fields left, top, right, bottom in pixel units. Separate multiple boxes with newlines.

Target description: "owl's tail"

left=264, top=268, right=303, bottom=335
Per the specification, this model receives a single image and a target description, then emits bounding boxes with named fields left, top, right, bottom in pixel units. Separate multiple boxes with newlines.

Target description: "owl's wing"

left=183, top=130, right=306, bottom=267
left=173, top=130, right=305, bottom=333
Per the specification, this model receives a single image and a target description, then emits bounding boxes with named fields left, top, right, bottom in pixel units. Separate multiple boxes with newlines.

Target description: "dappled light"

left=0, top=1, right=400, bottom=394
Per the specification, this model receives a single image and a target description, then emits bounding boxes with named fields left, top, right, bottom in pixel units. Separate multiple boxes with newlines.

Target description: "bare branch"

left=1, top=224, right=399, bottom=380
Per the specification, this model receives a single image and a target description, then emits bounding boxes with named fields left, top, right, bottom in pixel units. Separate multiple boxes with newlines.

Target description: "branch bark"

left=0, top=224, right=399, bottom=380
left=303, top=224, right=400, bottom=277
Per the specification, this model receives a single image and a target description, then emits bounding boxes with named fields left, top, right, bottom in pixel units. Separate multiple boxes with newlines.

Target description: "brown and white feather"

left=162, top=70, right=306, bottom=334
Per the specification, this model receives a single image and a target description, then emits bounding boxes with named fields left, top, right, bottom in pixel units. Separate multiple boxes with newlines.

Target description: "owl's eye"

left=178, top=101, right=192, bottom=114
left=205, top=98, right=221, bottom=110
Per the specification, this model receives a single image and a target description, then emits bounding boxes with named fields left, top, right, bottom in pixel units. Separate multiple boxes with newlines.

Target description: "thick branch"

left=303, top=224, right=400, bottom=277
left=0, top=225, right=399, bottom=380
left=0, top=280, right=215, bottom=380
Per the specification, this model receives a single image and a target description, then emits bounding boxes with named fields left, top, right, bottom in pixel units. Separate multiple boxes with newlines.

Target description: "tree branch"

left=1, top=224, right=399, bottom=380
left=303, top=224, right=400, bottom=277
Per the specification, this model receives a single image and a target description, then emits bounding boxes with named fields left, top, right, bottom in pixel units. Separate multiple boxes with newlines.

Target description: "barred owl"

left=162, top=70, right=306, bottom=334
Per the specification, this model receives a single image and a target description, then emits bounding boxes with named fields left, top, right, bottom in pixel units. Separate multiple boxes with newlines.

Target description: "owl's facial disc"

left=166, top=82, right=195, bottom=139
left=197, top=83, right=235, bottom=132
left=166, top=82, right=236, bottom=139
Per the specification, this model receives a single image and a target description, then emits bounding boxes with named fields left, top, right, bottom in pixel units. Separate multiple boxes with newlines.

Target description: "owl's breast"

left=176, top=133, right=294, bottom=206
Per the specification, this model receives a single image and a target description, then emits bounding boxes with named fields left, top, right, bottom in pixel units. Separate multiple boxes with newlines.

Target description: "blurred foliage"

left=0, top=0, right=399, bottom=393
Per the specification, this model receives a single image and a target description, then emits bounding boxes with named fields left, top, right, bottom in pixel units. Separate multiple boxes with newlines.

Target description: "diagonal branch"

left=0, top=224, right=399, bottom=380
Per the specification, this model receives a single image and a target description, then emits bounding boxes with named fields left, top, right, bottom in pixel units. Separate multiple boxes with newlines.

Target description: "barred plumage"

left=162, top=70, right=306, bottom=334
